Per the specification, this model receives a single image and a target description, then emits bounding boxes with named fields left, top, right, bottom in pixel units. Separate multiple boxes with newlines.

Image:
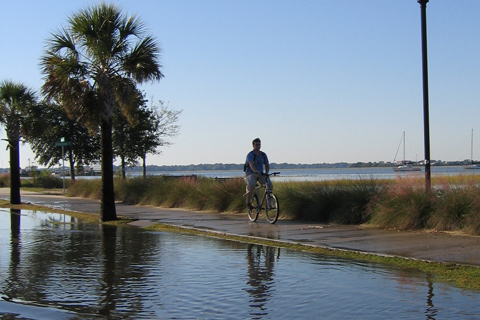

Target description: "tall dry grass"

left=276, top=179, right=381, bottom=223
left=367, top=175, right=480, bottom=235
left=71, top=175, right=247, bottom=213
left=64, top=173, right=480, bottom=235
left=68, top=178, right=103, bottom=199
left=367, top=177, right=432, bottom=230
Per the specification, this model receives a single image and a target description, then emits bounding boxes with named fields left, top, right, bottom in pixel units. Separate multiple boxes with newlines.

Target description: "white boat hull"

left=393, top=165, right=421, bottom=172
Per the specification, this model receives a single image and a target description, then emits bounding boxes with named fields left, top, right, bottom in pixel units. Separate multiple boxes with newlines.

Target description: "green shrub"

left=36, top=172, right=65, bottom=189
left=0, top=173, right=9, bottom=187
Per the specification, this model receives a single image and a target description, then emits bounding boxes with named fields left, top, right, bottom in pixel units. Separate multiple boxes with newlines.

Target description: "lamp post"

left=418, top=0, right=431, bottom=192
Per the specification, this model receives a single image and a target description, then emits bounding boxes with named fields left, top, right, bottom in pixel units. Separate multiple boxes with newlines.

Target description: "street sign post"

left=54, top=141, right=72, bottom=147
left=55, top=137, right=71, bottom=194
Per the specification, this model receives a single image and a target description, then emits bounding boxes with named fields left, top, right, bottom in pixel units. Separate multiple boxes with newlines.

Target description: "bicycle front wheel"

left=248, top=194, right=260, bottom=222
left=265, top=193, right=279, bottom=224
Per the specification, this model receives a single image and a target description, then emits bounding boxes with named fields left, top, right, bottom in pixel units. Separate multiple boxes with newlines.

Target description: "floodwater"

left=1, top=208, right=480, bottom=319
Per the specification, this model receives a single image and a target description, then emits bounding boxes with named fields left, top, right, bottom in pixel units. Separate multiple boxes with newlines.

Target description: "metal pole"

left=418, top=0, right=431, bottom=192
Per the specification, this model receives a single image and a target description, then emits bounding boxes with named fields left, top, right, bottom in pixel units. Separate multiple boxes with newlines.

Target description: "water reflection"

left=426, top=278, right=438, bottom=320
left=1, top=208, right=480, bottom=319
left=99, top=225, right=117, bottom=317
left=245, top=244, right=280, bottom=318
left=5, top=209, right=20, bottom=302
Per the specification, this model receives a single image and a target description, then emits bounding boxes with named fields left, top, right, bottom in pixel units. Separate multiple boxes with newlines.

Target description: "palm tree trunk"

left=100, top=118, right=117, bottom=221
left=9, top=139, right=21, bottom=204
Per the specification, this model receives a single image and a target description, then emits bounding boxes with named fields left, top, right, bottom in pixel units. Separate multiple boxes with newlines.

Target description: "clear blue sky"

left=1, top=1, right=480, bottom=168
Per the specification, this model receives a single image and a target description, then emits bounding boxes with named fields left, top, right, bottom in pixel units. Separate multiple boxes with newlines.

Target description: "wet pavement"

left=2, top=188, right=480, bottom=266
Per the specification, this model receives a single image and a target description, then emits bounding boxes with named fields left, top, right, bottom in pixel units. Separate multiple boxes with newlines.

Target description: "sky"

left=1, top=0, right=480, bottom=168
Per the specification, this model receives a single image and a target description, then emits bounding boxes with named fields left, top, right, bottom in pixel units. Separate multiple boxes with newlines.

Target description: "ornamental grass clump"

left=115, top=176, right=160, bottom=205
left=68, top=178, right=102, bottom=199
left=157, top=176, right=198, bottom=208
left=368, top=177, right=432, bottom=230
left=330, top=179, right=381, bottom=224
left=192, top=178, right=245, bottom=212
left=280, top=182, right=329, bottom=221
left=279, top=179, right=379, bottom=223
left=430, top=184, right=480, bottom=235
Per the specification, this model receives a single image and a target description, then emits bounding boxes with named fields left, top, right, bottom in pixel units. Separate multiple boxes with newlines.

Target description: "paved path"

left=2, top=188, right=480, bottom=266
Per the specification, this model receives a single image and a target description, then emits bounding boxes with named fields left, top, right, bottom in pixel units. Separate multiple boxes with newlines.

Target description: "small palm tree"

left=0, top=80, right=37, bottom=204
left=41, top=3, right=164, bottom=221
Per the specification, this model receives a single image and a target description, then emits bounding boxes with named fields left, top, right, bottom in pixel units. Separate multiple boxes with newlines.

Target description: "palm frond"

left=122, top=36, right=164, bottom=82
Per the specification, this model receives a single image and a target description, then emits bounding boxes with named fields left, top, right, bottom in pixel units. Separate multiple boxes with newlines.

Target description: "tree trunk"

left=142, top=154, right=147, bottom=178
left=68, top=149, right=76, bottom=181
left=100, top=118, right=117, bottom=221
left=9, top=139, right=21, bottom=204
left=121, top=155, right=126, bottom=180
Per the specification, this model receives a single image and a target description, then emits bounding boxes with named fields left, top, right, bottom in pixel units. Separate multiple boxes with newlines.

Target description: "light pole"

left=418, top=0, right=431, bottom=192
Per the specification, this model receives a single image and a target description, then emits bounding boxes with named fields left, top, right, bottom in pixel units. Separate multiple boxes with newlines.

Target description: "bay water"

left=1, top=208, right=480, bottom=319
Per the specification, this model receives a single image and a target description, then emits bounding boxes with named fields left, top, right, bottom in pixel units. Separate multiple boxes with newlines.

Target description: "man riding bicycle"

left=244, top=138, right=273, bottom=210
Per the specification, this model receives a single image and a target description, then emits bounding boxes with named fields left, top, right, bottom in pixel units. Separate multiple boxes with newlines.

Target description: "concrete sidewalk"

left=2, top=188, right=480, bottom=266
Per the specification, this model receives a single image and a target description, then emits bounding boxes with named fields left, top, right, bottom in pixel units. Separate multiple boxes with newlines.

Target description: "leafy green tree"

left=25, top=102, right=100, bottom=180
left=0, top=80, right=37, bottom=204
left=41, top=4, right=164, bottom=221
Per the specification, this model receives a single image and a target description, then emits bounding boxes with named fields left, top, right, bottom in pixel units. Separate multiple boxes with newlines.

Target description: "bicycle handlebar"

left=262, top=172, right=280, bottom=177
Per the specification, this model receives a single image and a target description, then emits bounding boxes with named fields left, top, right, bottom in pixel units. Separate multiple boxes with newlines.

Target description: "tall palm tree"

left=0, top=80, right=37, bottom=204
left=41, top=4, right=164, bottom=221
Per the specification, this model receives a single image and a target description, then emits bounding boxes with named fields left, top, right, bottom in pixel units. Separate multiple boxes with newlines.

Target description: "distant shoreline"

left=125, top=161, right=471, bottom=172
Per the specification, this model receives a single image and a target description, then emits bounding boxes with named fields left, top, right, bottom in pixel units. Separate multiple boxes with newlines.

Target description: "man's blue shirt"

left=245, top=151, right=269, bottom=174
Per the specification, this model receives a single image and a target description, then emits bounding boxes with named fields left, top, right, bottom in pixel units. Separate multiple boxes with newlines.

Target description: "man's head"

left=252, top=138, right=261, bottom=151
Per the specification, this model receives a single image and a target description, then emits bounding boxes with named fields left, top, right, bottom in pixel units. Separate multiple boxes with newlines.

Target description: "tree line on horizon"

left=124, top=159, right=473, bottom=172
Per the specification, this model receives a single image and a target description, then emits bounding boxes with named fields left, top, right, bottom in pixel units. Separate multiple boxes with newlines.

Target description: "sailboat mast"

left=403, top=131, right=406, bottom=162
left=471, top=129, right=474, bottom=163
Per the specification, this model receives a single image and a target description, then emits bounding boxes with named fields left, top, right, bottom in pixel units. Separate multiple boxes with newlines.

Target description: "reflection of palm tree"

left=99, top=225, right=117, bottom=317
left=425, top=277, right=437, bottom=320
left=245, top=244, right=280, bottom=316
left=4, top=209, right=21, bottom=300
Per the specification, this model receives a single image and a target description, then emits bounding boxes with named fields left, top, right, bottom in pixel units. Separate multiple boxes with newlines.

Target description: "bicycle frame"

left=247, top=172, right=280, bottom=224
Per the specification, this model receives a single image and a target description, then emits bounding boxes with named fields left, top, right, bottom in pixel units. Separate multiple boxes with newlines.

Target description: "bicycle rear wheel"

left=248, top=194, right=260, bottom=222
left=265, top=193, right=279, bottom=224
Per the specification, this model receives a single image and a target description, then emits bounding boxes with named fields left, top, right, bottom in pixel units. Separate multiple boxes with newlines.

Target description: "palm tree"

left=0, top=80, right=37, bottom=204
left=40, top=4, right=164, bottom=221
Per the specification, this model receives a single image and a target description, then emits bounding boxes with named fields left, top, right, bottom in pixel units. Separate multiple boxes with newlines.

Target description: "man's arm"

left=249, top=161, right=259, bottom=174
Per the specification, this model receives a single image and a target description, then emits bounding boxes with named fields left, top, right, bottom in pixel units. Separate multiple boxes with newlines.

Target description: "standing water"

left=1, top=208, right=480, bottom=319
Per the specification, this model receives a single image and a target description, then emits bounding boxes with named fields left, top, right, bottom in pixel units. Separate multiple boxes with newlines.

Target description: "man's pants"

left=244, top=173, right=273, bottom=204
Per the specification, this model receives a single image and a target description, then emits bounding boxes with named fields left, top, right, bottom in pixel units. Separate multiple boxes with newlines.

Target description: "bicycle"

left=247, top=172, right=280, bottom=224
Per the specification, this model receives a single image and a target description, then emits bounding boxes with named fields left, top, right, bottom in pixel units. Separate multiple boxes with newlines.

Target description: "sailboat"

left=465, top=129, right=480, bottom=169
left=393, top=131, right=421, bottom=172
